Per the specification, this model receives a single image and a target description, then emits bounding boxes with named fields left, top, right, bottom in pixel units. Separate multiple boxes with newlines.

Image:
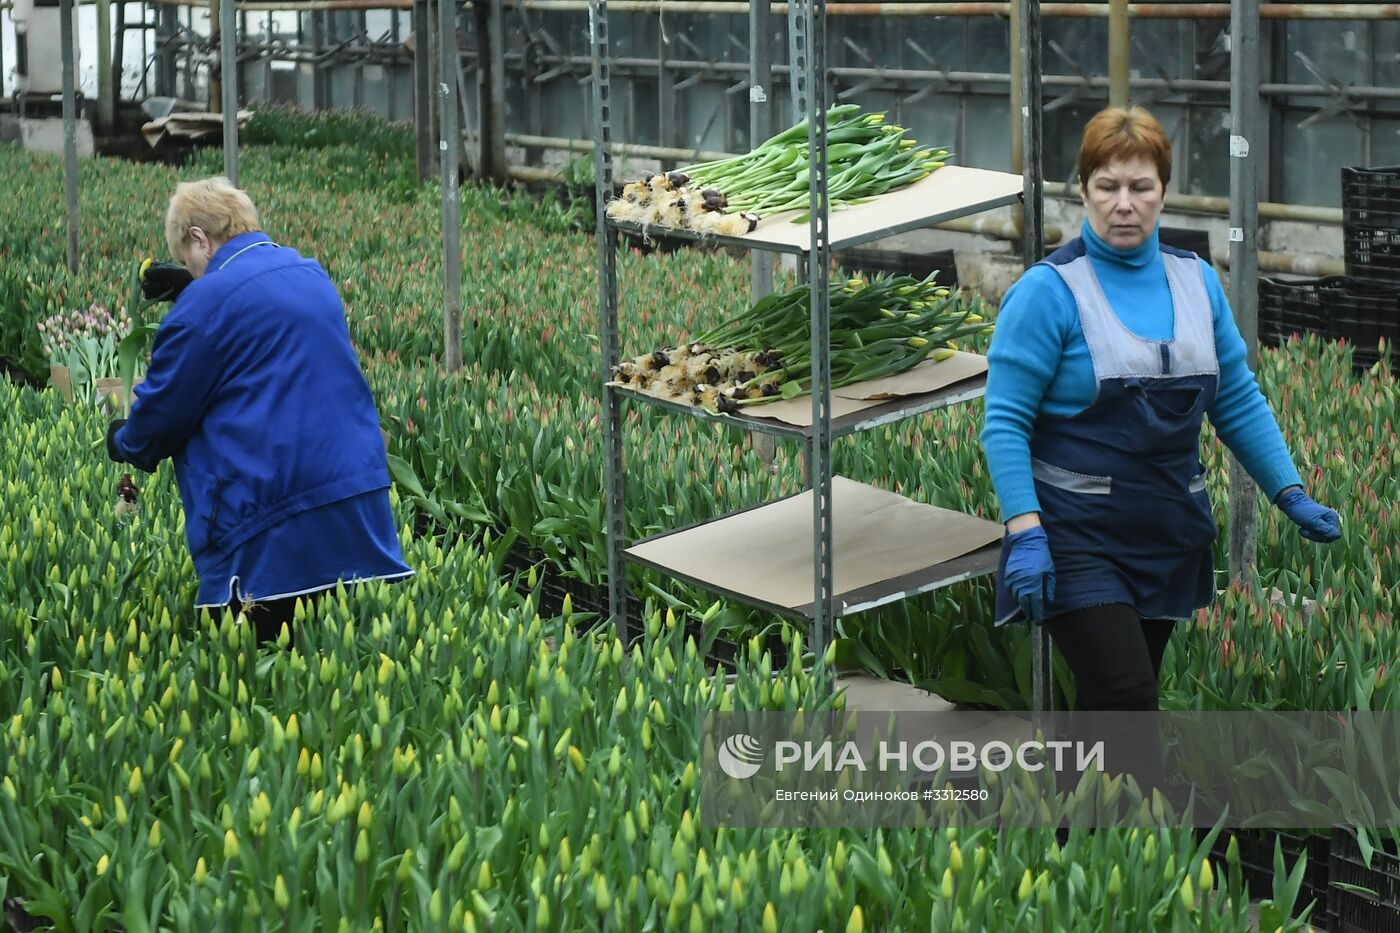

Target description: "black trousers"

left=1045, top=603, right=1175, bottom=712
left=221, top=588, right=335, bottom=647
left=1044, top=603, right=1177, bottom=805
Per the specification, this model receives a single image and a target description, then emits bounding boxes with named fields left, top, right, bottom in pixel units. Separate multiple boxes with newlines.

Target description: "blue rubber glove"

left=1004, top=526, right=1055, bottom=623
left=1275, top=487, right=1341, bottom=543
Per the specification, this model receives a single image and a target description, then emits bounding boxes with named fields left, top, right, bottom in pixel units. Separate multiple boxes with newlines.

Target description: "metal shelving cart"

left=589, top=0, right=1050, bottom=708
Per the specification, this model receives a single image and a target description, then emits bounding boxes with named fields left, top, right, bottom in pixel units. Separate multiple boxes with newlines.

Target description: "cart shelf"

left=607, top=166, right=1024, bottom=256
left=611, top=370, right=987, bottom=440
left=624, top=476, right=1003, bottom=622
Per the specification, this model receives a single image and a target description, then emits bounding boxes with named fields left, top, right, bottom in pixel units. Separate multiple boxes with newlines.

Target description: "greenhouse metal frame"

left=589, top=0, right=1059, bottom=707
left=25, top=0, right=1274, bottom=715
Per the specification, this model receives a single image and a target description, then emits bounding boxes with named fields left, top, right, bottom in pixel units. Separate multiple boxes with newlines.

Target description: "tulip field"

left=0, top=108, right=1396, bottom=929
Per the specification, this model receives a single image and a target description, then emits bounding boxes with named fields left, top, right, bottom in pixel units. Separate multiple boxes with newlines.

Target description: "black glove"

left=140, top=259, right=194, bottom=302
left=107, top=419, right=128, bottom=463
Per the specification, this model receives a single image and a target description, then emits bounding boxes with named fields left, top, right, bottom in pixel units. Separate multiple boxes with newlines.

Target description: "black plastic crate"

left=1343, top=165, right=1400, bottom=227
left=1215, top=830, right=1333, bottom=920
left=1257, top=275, right=1399, bottom=371
left=835, top=247, right=959, bottom=290
left=1325, top=278, right=1400, bottom=371
left=1328, top=828, right=1400, bottom=933
left=1258, top=276, right=1332, bottom=348
left=498, top=542, right=607, bottom=622
left=1343, top=165, right=1400, bottom=285
left=1344, top=225, right=1400, bottom=287
left=1160, top=226, right=1211, bottom=262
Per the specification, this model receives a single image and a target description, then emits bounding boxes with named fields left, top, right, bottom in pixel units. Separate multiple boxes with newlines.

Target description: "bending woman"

left=108, top=177, right=413, bottom=643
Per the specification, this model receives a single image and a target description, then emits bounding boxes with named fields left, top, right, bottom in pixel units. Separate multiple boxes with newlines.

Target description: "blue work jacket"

left=111, top=232, right=408, bottom=602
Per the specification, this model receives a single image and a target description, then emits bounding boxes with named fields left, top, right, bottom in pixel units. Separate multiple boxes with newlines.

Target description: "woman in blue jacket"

left=108, top=177, right=413, bottom=644
left=981, top=108, right=1339, bottom=772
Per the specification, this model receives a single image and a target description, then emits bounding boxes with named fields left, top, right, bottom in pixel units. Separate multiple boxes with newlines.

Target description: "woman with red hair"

left=981, top=106, right=1339, bottom=724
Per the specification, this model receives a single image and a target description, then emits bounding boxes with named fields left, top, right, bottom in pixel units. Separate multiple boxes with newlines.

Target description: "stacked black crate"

left=1338, top=166, right=1400, bottom=369
left=1257, top=167, right=1400, bottom=372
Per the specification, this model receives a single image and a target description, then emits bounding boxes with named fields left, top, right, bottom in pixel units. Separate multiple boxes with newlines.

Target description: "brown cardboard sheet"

left=142, top=110, right=253, bottom=148
left=736, top=166, right=1023, bottom=252
left=742, top=350, right=986, bottom=426
left=834, top=350, right=986, bottom=400
left=625, top=476, right=1004, bottom=611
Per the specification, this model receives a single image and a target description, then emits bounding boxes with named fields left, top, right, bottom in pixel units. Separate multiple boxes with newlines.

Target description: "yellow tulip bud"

left=128, top=767, right=143, bottom=796
left=1199, top=857, right=1214, bottom=894
left=149, top=820, right=162, bottom=848
left=274, top=875, right=290, bottom=910
left=225, top=829, right=240, bottom=860
left=355, top=830, right=370, bottom=864
left=194, top=857, right=207, bottom=885
left=847, top=905, right=864, bottom=933
left=1017, top=868, right=1034, bottom=901
left=96, top=854, right=110, bottom=876
left=444, top=835, right=469, bottom=873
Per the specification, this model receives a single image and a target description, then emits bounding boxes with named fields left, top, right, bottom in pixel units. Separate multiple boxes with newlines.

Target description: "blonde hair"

left=164, top=177, right=261, bottom=262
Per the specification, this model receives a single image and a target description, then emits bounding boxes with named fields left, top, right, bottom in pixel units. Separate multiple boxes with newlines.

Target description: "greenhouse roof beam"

left=133, top=0, right=1400, bottom=19
left=476, top=51, right=1400, bottom=105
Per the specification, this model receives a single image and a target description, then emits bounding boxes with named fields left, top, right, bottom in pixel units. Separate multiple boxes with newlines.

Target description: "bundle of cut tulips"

left=612, top=273, right=992, bottom=414
left=604, top=104, right=950, bottom=235
left=604, top=169, right=762, bottom=237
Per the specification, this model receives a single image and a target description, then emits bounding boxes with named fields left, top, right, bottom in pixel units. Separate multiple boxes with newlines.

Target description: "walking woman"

left=981, top=107, right=1339, bottom=739
left=107, top=177, right=413, bottom=644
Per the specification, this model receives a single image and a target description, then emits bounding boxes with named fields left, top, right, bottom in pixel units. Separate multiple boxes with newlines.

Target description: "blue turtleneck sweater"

left=980, top=219, right=1302, bottom=522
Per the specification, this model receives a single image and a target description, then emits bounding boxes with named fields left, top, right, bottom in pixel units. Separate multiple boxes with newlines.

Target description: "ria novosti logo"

left=717, top=733, right=765, bottom=779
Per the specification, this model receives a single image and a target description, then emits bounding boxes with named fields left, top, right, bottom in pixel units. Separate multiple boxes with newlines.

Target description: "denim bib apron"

left=994, top=244, right=1221, bottom=626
